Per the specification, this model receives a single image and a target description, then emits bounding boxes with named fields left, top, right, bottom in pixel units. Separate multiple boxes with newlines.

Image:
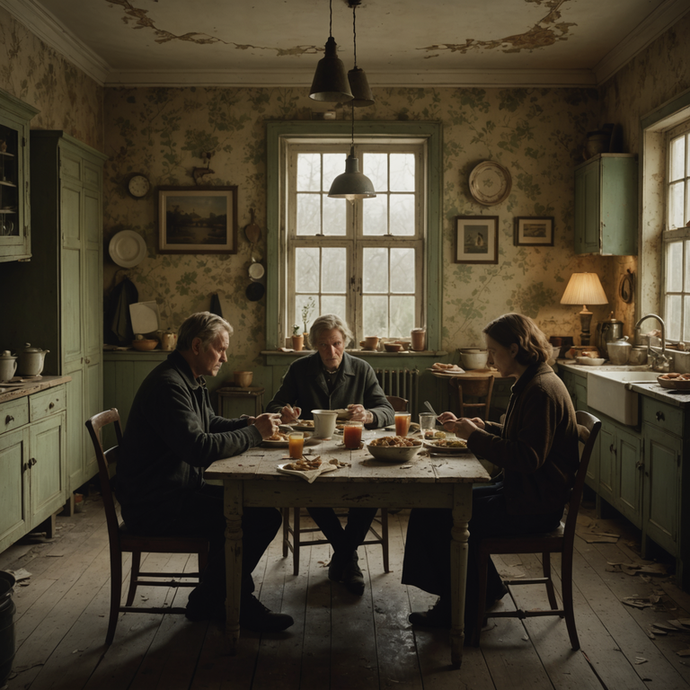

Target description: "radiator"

left=374, top=367, right=420, bottom=417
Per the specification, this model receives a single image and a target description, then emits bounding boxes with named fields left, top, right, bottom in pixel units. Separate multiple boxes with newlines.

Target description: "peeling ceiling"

left=1, top=0, right=688, bottom=87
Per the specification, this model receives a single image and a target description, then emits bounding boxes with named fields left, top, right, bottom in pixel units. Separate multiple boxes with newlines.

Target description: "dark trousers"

left=307, top=507, right=378, bottom=555
left=402, top=482, right=562, bottom=630
left=135, top=483, right=282, bottom=606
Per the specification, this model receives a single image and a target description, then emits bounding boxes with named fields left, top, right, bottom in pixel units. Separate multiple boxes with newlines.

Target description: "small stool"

left=217, top=385, right=265, bottom=418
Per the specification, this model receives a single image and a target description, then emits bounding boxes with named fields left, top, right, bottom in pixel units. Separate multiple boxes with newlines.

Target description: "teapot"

left=607, top=336, right=632, bottom=365
left=0, top=351, right=17, bottom=383
left=17, top=343, right=50, bottom=377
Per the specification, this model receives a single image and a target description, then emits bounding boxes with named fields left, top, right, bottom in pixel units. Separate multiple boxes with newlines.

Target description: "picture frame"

left=514, top=216, right=554, bottom=247
left=158, top=186, right=238, bottom=254
left=455, top=216, right=498, bottom=264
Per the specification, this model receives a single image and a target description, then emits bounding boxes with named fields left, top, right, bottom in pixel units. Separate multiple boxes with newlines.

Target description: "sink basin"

left=586, top=370, right=659, bottom=425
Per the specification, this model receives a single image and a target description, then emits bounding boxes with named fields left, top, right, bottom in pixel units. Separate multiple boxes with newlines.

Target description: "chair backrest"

left=450, top=376, right=495, bottom=419
left=563, top=410, right=601, bottom=542
left=85, top=409, right=124, bottom=545
left=386, top=395, right=408, bottom=412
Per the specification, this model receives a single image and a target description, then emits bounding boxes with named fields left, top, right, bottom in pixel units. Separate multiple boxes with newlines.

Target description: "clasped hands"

left=279, top=403, right=373, bottom=426
left=437, top=411, right=485, bottom=439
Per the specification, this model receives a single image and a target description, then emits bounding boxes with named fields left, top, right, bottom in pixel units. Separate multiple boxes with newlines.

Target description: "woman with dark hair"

left=402, top=313, right=579, bottom=634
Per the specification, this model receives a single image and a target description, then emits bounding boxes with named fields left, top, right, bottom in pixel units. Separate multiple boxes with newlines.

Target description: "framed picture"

left=455, top=216, right=498, bottom=264
left=514, top=216, right=554, bottom=246
left=158, top=186, right=238, bottom=254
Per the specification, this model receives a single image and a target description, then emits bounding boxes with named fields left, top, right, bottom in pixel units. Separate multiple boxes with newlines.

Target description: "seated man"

left=116, top=311, right=293, bottom=632
left=266, top=314, right=395, bottom=595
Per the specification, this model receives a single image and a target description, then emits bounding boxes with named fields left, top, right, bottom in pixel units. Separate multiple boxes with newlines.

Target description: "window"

left=663, top=121, right=690, bottom=342
left=288, top=144, right=424, bottom=340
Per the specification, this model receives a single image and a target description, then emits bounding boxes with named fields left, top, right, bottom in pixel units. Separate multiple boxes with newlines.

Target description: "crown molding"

left=594, top=0, right=690, bottom=85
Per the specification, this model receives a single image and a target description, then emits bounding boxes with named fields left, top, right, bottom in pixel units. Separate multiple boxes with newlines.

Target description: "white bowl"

left=460, top=351, right=489, bottom=370
left=366, top=437, right=422, bottom=463
left=576, top=356, right=605, bottom=366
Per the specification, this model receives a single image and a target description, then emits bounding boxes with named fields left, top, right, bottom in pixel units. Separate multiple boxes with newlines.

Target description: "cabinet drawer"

left=30, top=387, right=66, bottom=421
left=642, top=399, right=683, bottom=435
left=0, top=398, right=29, bottom=435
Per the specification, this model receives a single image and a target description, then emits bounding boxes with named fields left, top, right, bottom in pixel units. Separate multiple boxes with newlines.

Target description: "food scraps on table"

left=283, top=457, right=322, bottom=471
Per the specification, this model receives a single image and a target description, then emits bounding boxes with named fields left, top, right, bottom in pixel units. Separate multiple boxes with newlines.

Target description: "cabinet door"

left=64, top=365, right=85, bottom=489
left=0, top=427, right=29, bottom=552
left=598, top=424, right=615, bottom=504
left=28, top=414, right=65, bottom=525
left=574, top=160, right=600, bottom=254
left=617, top=425, right=643, bottom=527
left=643, top=423, right=680, bottom=556
left=61, top=178, right=84, bottom=366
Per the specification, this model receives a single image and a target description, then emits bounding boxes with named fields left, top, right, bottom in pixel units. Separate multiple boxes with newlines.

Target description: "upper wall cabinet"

left=0, top=89, right=38, bottom=262
left=574, top=153, right=638, bottom=255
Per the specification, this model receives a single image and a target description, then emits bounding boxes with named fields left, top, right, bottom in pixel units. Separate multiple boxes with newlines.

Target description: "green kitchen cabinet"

left=0, top=132, right=107, bottom=493
left=0, top=89, right=38, bottom=262
left=574, top=153, right=638, bottom=255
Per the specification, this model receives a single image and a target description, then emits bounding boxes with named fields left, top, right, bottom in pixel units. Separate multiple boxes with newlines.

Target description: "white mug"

left=311, top=409, right=338, bottom=438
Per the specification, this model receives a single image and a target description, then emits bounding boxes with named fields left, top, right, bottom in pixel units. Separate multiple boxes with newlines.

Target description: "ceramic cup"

left=311, top=409, right=338, bottom=438
left=233, top=371, right=253, bottom=388
left=364, top=336, right=379, bottom=350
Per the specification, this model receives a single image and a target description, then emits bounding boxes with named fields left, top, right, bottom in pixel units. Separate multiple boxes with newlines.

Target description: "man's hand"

left=252, top=413, right=282, bottom=439
left=280, top=404, right=302, bottom=425
left=347, top=404, right=373, bottom=425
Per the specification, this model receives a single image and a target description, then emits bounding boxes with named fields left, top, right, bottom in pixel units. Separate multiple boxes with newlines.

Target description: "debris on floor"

left=622, top=594, right=661, bottom=609
left=607, top=562, right=668, bottom=576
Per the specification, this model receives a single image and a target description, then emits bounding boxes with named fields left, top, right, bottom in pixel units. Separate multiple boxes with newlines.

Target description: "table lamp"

left=560, top=272, right=608, bottom=346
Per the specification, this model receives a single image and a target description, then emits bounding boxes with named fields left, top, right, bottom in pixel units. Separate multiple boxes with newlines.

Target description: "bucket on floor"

left=0, top=571, right=16, bottom=688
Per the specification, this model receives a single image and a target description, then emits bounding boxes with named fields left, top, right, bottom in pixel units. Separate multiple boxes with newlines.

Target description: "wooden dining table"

left=205, top=430, right=491, bottom=668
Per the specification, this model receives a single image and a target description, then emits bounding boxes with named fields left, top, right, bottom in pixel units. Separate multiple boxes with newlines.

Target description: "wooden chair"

left=449, top=376, right=494, bottom=420
left=386, top=395, right=409, bottom=412
left=86, top=408, right=209, bottom=645
left=472, top=410, right=601, bottom=649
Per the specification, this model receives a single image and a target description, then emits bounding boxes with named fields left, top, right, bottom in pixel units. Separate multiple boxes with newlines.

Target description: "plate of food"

left=262, top=431, right=318, bottom=447
left=424, top=438, right=470, bottom=453
left=277, top=457, right=338, bottom=483
left=657, top=372, right=690, bottom=390
left=290, top=420, right=315, bottom=431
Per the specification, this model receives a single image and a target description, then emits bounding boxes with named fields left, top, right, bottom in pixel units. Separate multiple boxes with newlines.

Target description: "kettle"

left=607, top=336, right=632, bottom=365
left=596, top=312, right=624, bottom=356
left=17, top=343, right=50, bottom=377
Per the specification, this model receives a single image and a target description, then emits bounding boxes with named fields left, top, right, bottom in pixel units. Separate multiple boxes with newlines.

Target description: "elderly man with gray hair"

left=117, top=311, right=293, bottom=632
left=267, top=313, right=394, bottom=595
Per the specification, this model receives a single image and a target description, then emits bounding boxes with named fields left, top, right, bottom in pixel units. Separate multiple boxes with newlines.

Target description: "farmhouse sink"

left=586, top=369, right=659, bottom=425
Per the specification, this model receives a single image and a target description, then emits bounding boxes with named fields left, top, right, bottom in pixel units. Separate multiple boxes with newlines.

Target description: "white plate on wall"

left=469, top=161, right=512, bottom=206
left=109, top=230, right=147, bottom=268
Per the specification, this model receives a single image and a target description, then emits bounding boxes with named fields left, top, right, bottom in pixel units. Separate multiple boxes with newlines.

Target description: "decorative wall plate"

left=469, top=161, right=512, bottom=206
left=109, top=230, right=147, bottom=268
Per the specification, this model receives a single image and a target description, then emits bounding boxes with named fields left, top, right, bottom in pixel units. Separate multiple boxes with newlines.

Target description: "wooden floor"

left=2, top=490, right=690, bottom=690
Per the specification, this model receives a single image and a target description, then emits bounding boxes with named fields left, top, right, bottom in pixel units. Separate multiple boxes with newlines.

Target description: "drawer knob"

left=49, top=402, right=55, bottom=409
left=655, top=411, right=665, bottom=422
left=5, top=415, right=14, bottom=425
left=30, top=457, right=37, bottom=466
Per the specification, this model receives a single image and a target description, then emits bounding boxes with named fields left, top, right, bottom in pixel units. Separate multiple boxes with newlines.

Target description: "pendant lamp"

left=310, top=0, right=353, bottom=103
left=347, top=2, right=374, bottom=107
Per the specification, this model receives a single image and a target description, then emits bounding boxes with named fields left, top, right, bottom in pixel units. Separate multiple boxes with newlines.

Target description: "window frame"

left=266, top=121, right=442, bottom=350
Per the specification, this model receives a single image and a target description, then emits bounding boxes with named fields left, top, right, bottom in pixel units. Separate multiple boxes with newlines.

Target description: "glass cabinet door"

left=0, top=123, right=20, bottom=239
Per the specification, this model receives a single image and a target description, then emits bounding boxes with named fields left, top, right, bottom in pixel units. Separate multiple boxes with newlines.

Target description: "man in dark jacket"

left=267, top=313, right=395, bottom=595
left=117, top=311, right=293, bottom=631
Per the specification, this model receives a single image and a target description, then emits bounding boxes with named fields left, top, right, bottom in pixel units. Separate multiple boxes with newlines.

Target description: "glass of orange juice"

left=394, top=412, right=411, bottom=436
left=343, top=421, right=363, bottom=449
left=288, top=432, right=304, bottom=459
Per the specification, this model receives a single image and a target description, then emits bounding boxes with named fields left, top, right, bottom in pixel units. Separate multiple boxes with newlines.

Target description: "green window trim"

left=266, top=120, right=443, bottom=350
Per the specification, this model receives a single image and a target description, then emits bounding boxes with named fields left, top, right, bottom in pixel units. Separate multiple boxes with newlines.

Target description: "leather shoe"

left=486, top=582, right=509, bottom=608
left=408, top=597, right=451, bottom=629
left=240, top=595, right=294, bottom=633
left=342, top=553, right=365, bottom=596
left=328, top=551, right=347, bottom=583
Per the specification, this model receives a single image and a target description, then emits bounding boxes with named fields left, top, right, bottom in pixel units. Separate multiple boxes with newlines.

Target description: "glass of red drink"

left=394, top=412, right=411, bottom=436
left=343, top=421, right=363, bottom=449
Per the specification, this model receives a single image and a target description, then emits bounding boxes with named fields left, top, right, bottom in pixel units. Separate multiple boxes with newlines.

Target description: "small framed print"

left=514, top=216, right=554, bottom=247
left=158, top=186, right=238, bottom=254
left=455, top=216, right=498, bottom=264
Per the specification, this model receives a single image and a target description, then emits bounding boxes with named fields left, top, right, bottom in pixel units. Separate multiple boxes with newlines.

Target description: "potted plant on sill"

left=291, top=324, right=304, bottom=351
left=300, top=297, right=316, bottom=349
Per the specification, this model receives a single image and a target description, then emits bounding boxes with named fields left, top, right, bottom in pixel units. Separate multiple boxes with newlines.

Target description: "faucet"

left=634, top=314, right=671, bottom=372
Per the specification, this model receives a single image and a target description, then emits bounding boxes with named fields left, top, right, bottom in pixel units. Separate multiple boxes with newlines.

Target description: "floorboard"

left=2, top=492, right=690, bottom=689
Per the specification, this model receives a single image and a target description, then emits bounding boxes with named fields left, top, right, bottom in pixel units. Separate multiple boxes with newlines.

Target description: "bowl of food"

left=384, top=342, right=403, bottom=353
left=657, top=372, right=690, bottom=389
left=367, top=436, right=422, bottom=463
left=131, top=338, right=158, bottom=351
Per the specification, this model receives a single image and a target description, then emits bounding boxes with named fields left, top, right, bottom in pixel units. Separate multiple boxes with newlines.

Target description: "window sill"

left=263, top=349, right=448, bottom=366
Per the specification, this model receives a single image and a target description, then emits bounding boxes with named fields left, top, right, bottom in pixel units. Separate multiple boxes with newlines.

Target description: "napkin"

left=277, top=461, right=338, bottom=484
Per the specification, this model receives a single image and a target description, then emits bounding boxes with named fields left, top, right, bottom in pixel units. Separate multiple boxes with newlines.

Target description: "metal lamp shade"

left=328, top=147, right=376, bottom=200
left=348, top=67, right=374, bottom=107
left=310, top=37, right=353, bottom=102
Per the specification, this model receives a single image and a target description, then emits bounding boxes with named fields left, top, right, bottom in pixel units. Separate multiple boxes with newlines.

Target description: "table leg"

left=449, top=484, right=472, bottom=667
left=223, top=479, right=243, bottom=654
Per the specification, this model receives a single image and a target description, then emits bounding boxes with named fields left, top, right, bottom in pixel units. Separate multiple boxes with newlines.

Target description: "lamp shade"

left=310, top=37, right=353, bottom=103
left=560, top=273, right=608, bottom=306
left=348, top=67, right=374, bottom=107
left=327, top=146, right=376, bottom=201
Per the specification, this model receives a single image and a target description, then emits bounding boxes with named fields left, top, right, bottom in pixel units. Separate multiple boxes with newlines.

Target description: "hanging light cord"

left=329, top=0, right=333, bottom=38
left=352, top=5, right=358, bottom=68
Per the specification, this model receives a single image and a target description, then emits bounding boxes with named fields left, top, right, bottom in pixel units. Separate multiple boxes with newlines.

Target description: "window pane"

left=295, top=247, right=320, bottom=292
left=363, top=247, right=388, bottom=293
left=296, top=194, right=320, bottom=235
left=390, top=295, right=415, bottom=337
left=364, top=153, right=388, bottom=192
left=322, top=247, right=347, bottom=293
left=390, top=194, right=415, bottom=235
left=685, top=240, right=690, bottom=293
left=297, top=153, right=320, bottom=191
left=295, top=294, right=317, bottom=332
left=390, top=248, right=415, bottom=293
left=670, top=135, right=685, bottom=181
left=363, top=194, right=387, bottom=235
left=684, top=296, right=690, bottom=342
left=666, top=294, right=681, bottom=341
left=667, top=240, right=683, bottom=292
left=324, top=153, right=345, bottom=190
left=363, top=295, right=388, bottom=336
left=323, top=194, right=347, bottom=235
left=390, top=153, right=415, bottom=192
left=321, top=296, right=347, bottom=325
left=669, top=181, right=685, bottom=229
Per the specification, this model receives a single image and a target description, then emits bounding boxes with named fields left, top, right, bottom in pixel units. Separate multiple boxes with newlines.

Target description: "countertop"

left=0, top=375, right=72, bottom=404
